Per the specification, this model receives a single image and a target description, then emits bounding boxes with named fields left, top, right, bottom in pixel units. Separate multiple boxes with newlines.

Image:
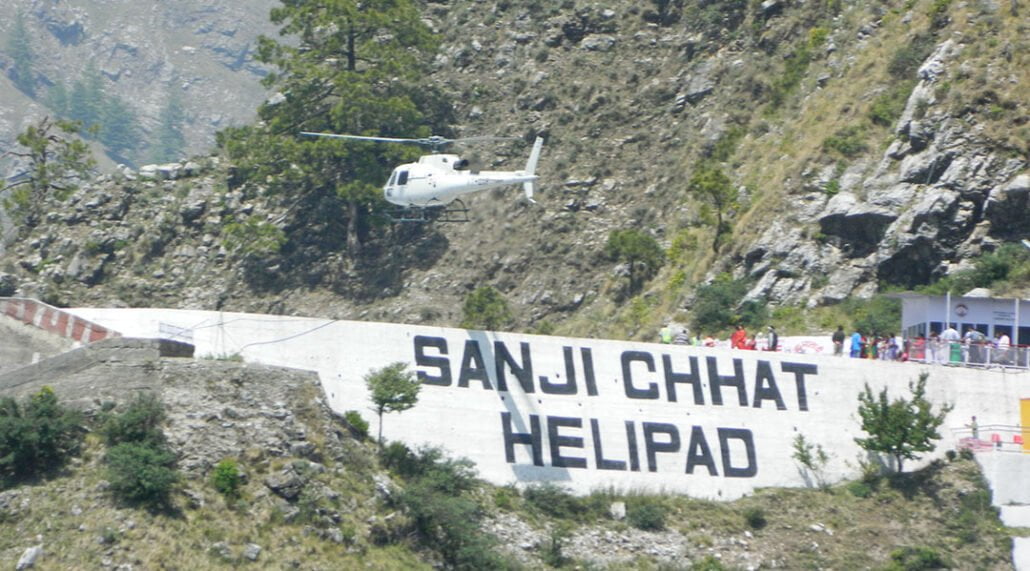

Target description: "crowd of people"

left=658, top=322, right=1021, bottom=367
left=832, top=323, right=1019, bottom=366
left=658, top=323, right=779, bottom=351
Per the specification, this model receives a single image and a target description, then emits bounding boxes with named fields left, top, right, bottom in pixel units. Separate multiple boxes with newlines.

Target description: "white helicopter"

left=301, top=132, right=544, bottom=222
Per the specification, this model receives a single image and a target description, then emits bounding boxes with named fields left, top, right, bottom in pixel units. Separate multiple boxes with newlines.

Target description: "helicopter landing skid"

left=390, top=200, right=470, bottom=223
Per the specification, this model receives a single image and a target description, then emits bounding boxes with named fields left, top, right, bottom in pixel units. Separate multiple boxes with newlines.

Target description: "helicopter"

left=300, top=132, right=544, bottom=222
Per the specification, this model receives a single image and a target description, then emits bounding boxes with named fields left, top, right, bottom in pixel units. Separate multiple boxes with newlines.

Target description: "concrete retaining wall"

left=68, top=307, right=1030, bottom=499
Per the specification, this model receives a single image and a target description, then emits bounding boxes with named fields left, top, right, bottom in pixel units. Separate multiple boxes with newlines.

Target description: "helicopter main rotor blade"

left=300, top=132, right=419, bottom=144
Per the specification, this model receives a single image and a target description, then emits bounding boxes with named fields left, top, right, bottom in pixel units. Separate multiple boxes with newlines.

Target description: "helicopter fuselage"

left=383, top=153, right=538, bottom=208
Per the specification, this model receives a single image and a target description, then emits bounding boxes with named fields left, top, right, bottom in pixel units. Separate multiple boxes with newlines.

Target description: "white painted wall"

left=69, top=308, right=1030, bottom=499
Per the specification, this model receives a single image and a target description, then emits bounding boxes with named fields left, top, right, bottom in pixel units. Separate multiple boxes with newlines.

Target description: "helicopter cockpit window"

left=397, top=170, right=409, bottom=186
left=387, top=171, right=398, bottom=186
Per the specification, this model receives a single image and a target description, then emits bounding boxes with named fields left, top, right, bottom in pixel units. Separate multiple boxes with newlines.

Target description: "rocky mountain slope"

left=0, top=0, right=277, bottom=164
left=0, top=0, right=1026, bottom=340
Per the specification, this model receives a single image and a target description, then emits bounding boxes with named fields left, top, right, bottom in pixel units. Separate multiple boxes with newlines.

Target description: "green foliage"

left=342, top=410, right=369, bottom=439
left=928, top=0, right=953, bottom=30
left=105, top=442, right=178, bottom=509
left=842, top=296, right=901, bottom=336
left=383, top=444, right=511, bottom=569
left=627, top=498, right=667, bottom=531
left=605, top=228, right=666, bottom=295
left=101, top=394, right=178, bottom=509
left=743, top=506, right=767, bottom=529
left=2, top=117, right=97, bottom=227
left=846, top=480, right=874, bottom=498
left=768, top=33, right=820, bottom=109
left=869, top=80, right=917, bottom=127
left=0, top=387, right=84, bottom=487
left=7, top=10, right=36, bottom=95
left=855, top=372, right=953, bottom=473
left=687, top=163, right=737, bottom=252
left=916, top=242, right=1030, bottom=295
left=49, top=63, right=143, bottom=164
left=888, top=35, right=935, bottom=80
left=541, top=522, right=573, bottom=567
left=690, top=273, right=766, bottom=335
left=365, top=363, right=420, bottom=444
left=792, top=434, right=830, bottom=488
left=211, top=458, right=243, bottom=500
left=218, top=0, right=445, bottom=258
left=100, top=393, right=167, bottom=447
left=822, top=125, right=868, bottom=158
left=149, top=90, right=187, bottom=163
left=886, top=545, right=948, bottom=570
left=460, top=285, right=514, bottom=330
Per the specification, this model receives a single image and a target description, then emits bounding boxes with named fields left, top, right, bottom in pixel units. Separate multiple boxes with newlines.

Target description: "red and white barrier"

left=0, top=297, right=119, bottom=344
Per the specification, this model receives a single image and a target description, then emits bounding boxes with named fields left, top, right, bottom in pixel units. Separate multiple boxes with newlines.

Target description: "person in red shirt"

left=730, top=325, right=747, bottom=349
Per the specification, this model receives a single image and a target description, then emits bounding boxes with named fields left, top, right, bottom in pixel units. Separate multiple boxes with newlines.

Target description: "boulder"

left=984, top=174, right=1030, bottom=235
left=818, top=193, right=897, bottom=256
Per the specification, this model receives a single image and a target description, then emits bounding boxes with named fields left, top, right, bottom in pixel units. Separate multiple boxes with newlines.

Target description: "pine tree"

left=7, top=10, right=36, bottom=96
left=219, top=0, right=444, bottom=259
left=1, top=117, right=96, bottom=227
left=149, top=90, right=186, bottom=163
left=99, top=94, right=142, bottom=164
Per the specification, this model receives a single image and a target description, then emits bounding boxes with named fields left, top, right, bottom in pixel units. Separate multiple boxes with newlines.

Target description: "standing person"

left=731, top=324, right=747, bottom=349
left=850, top=329, right=863, bottom=358
left=673, top=327, right=690, bottom=345
left=659, top=323, right=673, bottom=344
left=832, top=325, right=846, bottom=356
left=942, top=323, right=961, bottom=364
left=996, top=331, right=1012, bottom=365
left=967, top=416, right=979, bottom=441
left=766, top=325, right=779, bottom=352
left=692, top=332, right=703, bottom=347
left=928, top=331, right=941, bottom=363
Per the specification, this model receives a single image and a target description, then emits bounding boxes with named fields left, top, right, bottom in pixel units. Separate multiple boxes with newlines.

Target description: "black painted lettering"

left=781, top=362, right=817, bottom=411
left=663, top=354, right=705, bottom=405
left=752, top=360, right=787, bottom=410
left=458, top=340, right=493, bottom=389
left=685, top=426, right=718, bottom=476
left=548, top=416, right=587, bottom=468
left=707, top=357, right=748, bottom=407
left=540, top=347, right=578, bottom=395
left=581, top=348, right=599, bottom=396
left=414, top=335, right=451, bottom=386
left=622, top=351, right=659, bottom=399
left=590, top=418, right=627, bottom=471
left=642, top=422, right=681, bottom=472
left=501, top=412, right=543, bottom=466
left=625, top=421, right=641, bottom=472
left=718, top=428, right=758, bottom=478
left=494, top=341, right=534, bottom=393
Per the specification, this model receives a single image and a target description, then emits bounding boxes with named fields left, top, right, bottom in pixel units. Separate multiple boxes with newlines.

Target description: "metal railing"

left=951, top=424, right=1029, bottom=454
left=908, top=341, right=1030, bottom=370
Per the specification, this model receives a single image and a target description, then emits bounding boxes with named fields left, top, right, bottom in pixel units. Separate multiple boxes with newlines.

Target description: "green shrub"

left=342, top=410, right=369, bottom=439
left=743, top=506, right=767, bottom=529
left=691, top=554, right=727, bottom=570
left=869, top=80, right=917, bottom=127
left=847, top=481, right=873, bottom=498
left=100, top=393, right=166, bottom=447
left=690, top=273, right=765, bottom=334
left=886, top=545, right=948, bottom=570
left=211, top=458, right=243, bottom=500
left=822, top=126, right=868, bottom=158
left=460, top=285, right=513, bottom=330
left=105, top=441, right=178, bottom=509
left=0, top=387, right=84, bottom=487
left=605, top=228, right=666, bottom=296
left=524, top=483, right=588, bottom=520
left=627, top=498, right=667, bottom=530
left=888, top=35, right=935, bottom=79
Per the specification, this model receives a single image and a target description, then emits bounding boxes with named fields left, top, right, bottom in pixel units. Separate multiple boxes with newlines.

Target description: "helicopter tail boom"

left=522, top=137, right=544, bottom=203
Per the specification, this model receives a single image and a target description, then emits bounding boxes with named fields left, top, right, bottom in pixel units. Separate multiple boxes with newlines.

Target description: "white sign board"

left=67, top=308, right=1029, bottom=499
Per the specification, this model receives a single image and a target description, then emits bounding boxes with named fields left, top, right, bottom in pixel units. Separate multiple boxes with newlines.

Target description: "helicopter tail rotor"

left=522, top=137, right=544, bottom=203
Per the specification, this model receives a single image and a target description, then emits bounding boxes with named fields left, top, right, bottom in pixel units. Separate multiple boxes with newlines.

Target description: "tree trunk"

left=346, top=199, right=360, bottom=257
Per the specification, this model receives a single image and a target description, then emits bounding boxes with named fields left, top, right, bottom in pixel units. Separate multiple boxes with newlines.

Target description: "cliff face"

left=0, top=0, right=1026, bottom=338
